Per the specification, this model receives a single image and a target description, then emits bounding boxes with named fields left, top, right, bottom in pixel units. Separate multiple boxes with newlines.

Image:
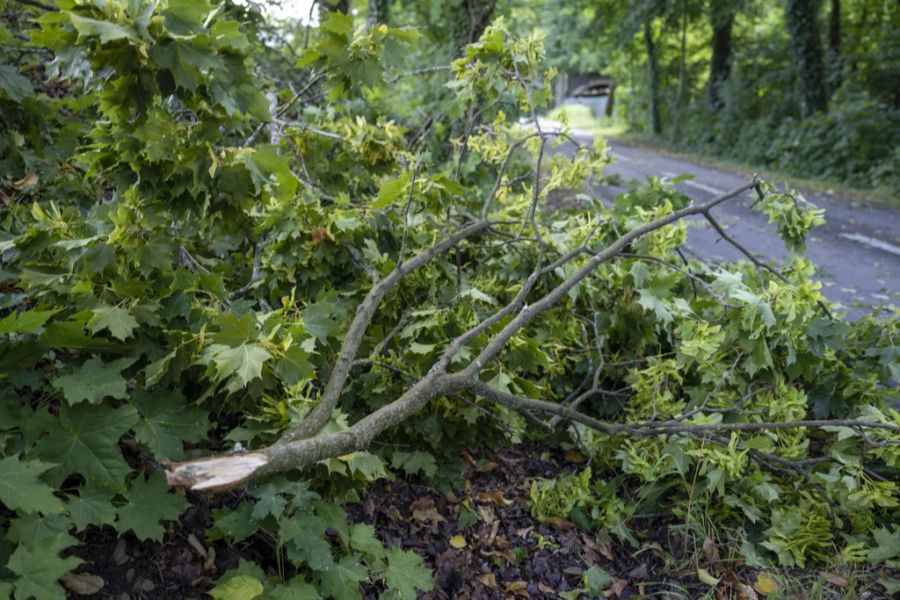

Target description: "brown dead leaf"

left=411, top=497, right=447, bottom=525
left=60, top=572, right=104, bottom=595
left=736, top=582, right=759, bottom=600
left=11, top=172, right=38, bottom=190
left=516, top=526, right=534, bottom=539
left=479, top=572, right=497, bottom=588
left=0, top=189, right=9, bottom=206
left=543, top=516, right=575, bottom=528
left=822, top=571, right=849, bottom=587
left=703, top=537, right=719, bottom=562
left=505, top=580, right=530, bottom=597
left=603, top=578, right=629, bottom=599
left=477, top=504, right=497, bottom=525
left=476, top=461, right=499, bottom=473
left=203, top=546, right=217, bottom=572
left=476, top=489, right=513, bottom=506
left=187, top=533, right=207, bottom=558
left=537, top=581, right=556, bottom=594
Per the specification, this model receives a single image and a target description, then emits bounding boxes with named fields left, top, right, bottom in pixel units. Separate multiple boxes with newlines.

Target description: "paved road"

left=556, top=129, right=900, bottom=319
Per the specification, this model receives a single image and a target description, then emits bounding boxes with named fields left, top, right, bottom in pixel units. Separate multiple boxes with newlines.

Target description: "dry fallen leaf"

left=505, top=580, right=530, bottom=597
left=479, top=572, right=497, bottom=588
left=411, top=497, right=447, bottom=525
left=736, top=581, right=759, bottom=600
left=754, top=572, right=779, bottom=595
left=703, top=537, right=719, bottom=561
left=11, top=172, right=38, bottom=190
left=476, top=460, right=499, bottom=473
left=476, top=489, right=513, bottom=506
left=60, top=572, right=105, bottom=595
left=449, top=534, right=467, bottom=549
left=187, top=533, right=207, bottom=558
left=822, top=571, right=849, bottom=587
left=538, top=581, right=556, bottom=594
left=603, top=578, right=629, bottom=599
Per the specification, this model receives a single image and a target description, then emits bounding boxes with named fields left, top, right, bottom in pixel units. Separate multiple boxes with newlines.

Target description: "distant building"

left=553, top=73, right=615, bottom=118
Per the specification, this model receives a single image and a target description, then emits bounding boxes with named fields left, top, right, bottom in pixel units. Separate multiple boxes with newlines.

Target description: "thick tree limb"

left=166, top=178, right=886, bottom=492
left=280, top=219, right=492, bottom=442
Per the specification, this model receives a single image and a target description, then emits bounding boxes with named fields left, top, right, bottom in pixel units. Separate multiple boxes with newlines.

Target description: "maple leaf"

left=0, top=455, right=63, bottom=514
left=116, top=473, right=189, bottom=542
left=87, top=305, right=139, bottom=341
left=34, top=403, right=139, bottom=491
left=52, top=357, right=135, bottom=405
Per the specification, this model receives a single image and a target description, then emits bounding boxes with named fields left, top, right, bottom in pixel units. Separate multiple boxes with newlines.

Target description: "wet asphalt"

left=554, top=130, right=899, bottom=320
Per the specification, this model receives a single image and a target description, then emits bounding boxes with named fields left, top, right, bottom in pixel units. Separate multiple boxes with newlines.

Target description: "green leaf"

left=869, top=526, right=900, bottom=565
left=7, top=535, right=82, bottom=600
left=317, top=555, right=367, bottom=600
left=52, top=357, right=135, bottom=405
left=348, top=523, right=386, bottom=559
left=131, top=389, right=209, bottom=459
left=207, top=343, right=272, bottom=388
left=34, top=403, right=139, bottom=491
left=0, top=64, right=32, bottom=101
left=391, top=450, right=437, bottom=478
left=381, top=546, right=433, bottom=599
left=266, top=580, right=321, bottom=600
left=116, top=473, right=189, bottom=542
left=0, top=455, right=64, bottom=514
left=320, top=11, right=354, bottom=36
left=275, top=345, right=315, bottom=385
left=280, top=514, right=334, bottom=571
left=68, top=13, right=136, bottom=43
left=65, top=484, right=117, bottom=531
left=209, top=575, right=265, bottom=600
left=372, top=171, right=410, bottom=209
left=215, top=312, right=259, bottom=347
left=208, top=502, right=259, bottom=543
left=87, top=305, right=139, bottom=340
left=150, top=38, right=224, bottom=92
left=0, top=308, right=58, bottom=334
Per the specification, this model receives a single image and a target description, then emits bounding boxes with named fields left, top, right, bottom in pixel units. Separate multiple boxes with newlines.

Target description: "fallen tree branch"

left=165, top=177, right=885, bottom=492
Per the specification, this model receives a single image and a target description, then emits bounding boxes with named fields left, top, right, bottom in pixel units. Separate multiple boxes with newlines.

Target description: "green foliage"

left=0, top=0, right=897, bottom=596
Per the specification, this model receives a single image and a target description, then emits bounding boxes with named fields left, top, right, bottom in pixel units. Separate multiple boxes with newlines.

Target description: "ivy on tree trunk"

left=785, top=0, right=829, bottom=114
left=708, top=0, right=735, bottom=111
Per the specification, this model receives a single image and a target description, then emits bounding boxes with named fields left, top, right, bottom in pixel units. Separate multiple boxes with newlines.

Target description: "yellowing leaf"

left=697, top=567, right=720, bottom=586
left=372, top=171, right=410, bottom=209
left=755, top=572, right=779, bottom=595
left=449, top=534, right=466, bottom=549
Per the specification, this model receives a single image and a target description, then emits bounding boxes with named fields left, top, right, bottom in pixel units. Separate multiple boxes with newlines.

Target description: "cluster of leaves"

left=206, top=477, right=432, bottom=599
left=0, top=0, right=898, bottom=598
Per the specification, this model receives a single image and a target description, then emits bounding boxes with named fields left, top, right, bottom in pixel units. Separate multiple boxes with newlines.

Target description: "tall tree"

left=644, top=20, right=662, bottom=135
left=450, top=0, right=496, bottom=56
left=368, top=0, right=389, bottom=25
left=785, top=0, right=829, bottom=114
left=319, top=0, right=351, bottom=21
left=708, top=0, right=735, bottom=110
left=828, top=0, right=841, bottom=86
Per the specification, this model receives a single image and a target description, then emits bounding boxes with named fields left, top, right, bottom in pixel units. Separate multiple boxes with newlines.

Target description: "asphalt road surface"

left=553, top=126, right=900, bottom=319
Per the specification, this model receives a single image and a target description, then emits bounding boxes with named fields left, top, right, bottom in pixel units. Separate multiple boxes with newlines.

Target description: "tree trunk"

left=708, top=0, right=734, bottom=111
left=319, top=0, right=350, bottom=22
left=644, top=20, right=662, bottom=136
left=828, top=0, right=841, bottom=87
left=367, top=0, right=389, bottom=26
left=450, top=0, right=496, bottom=56
left=673, top=3, right=688, bottom=139
left=785, top=0, right=829, bottom=114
